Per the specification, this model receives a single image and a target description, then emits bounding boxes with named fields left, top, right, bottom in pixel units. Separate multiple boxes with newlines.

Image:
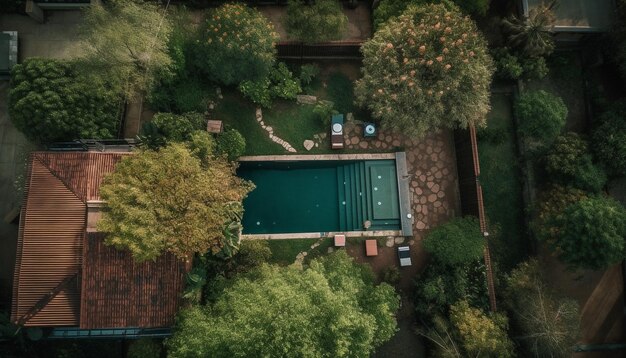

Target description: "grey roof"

left=523, top=0, right=615, bottom=32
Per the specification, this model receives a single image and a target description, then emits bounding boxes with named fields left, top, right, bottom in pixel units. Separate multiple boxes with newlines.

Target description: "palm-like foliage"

left=502, top=2, right=556, bottom=58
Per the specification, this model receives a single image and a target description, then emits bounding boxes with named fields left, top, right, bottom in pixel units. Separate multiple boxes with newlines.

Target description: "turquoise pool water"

left=238, top=160, right=401, bottom=234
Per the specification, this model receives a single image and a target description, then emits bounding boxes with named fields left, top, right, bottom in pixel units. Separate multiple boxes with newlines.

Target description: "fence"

left=276, top=41, right=363, bottom=60
left=454, top=125, right=497, bottom=312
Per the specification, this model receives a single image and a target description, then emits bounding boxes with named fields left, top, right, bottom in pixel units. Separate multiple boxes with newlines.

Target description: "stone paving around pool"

left=342, top=121, right=460, bottom=235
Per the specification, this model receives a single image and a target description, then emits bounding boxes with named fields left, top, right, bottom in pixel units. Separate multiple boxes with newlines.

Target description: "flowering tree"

left=356, top=3, right=494, bottom=137
left=193, top=3, right=278, bottom=86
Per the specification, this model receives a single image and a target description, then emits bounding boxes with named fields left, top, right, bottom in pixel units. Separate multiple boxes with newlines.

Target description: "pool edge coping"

left=241, top=230, right=404, bottom=240
left=238, top=153, right=396, bottom=161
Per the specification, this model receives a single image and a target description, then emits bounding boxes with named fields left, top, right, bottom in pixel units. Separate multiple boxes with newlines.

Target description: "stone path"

left=255, top=108, right=297, bottom=153
left=342, top=121, right=459, bottom=235
left=292, top=237, right=327, bottom=268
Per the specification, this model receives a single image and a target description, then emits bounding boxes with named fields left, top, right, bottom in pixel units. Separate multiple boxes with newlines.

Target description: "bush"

left=381, top=266, right=401, bottom=285
left=356, top=3, right=494, bottom=137
left=414, top=258, right=488, bottom=321
left=476, top=124, right=507, bottom=145
left=313, top=100, right=337, bottom=127
left=216, top=129, right=246, bottom=161
left=592, top=102, right=626, bottom=177
left=193, top=3, right=278, bottom=85
left=285, top=0, right=348, bottom=43
left=423, top=217, right=484, bottom=266
left=514, top=90, right=567, bottom=151
left=139, top=112, right=205, bottom=149
left=127, top=338, right=161, bottom=358
left=533, top=185, right=588, bottom=243
left=239, top=63, right=302, bottom=108
left=544, top=133, right=606, bottom=192
left=521, top=56, right=549, bottom=79
left=299, top=64, right=320, bottom=87
left=186, top=130, right=216, bottom=166
left=492, top=47, right=523, bottom=80
left=9, top=58, right=120, bottom=143
left=551, top=196, right=626, bottom=270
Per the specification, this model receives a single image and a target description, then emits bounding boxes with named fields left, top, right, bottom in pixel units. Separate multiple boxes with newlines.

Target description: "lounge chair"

left=331, top=114, right=344, bottom=149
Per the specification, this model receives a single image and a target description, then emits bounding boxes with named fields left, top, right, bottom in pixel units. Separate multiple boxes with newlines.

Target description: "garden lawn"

left=266, top=238, right=333, bottom=266
left=478, top=93, right=528, bottom=272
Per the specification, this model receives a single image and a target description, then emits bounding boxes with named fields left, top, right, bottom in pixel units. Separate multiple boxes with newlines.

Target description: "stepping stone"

left=359, top=142, right=368, bottom=149
left=327, top=247, right=334, bottom=253
left=351, top=137, right=359, bottom=145
left=385, top=237, right=395, bottom=247
left=297, top=95, right=317, bottom=104
left=392, top=140, right=401, bottom=147
left=394, top=237, right=404, bottom=244
left=428, top=194, right=437, bottom=203
left=416, top=221, right=426, bottom=230
left=437, top=191, right=445, bottom=198
left=315, top=143, right=319, bottom=147
left=266, top=126, right=272, bottom=132
left=304, top=140, right=314, bottom=151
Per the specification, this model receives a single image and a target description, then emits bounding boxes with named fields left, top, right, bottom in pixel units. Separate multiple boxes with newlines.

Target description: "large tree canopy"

left=79, top=0, right=173, bottom=99
left=356, top=3, right=494, bottom=137
left=193, top=3, right=278, bottom=86
left=167, top=251, right=399, bottom=358
left=550, top=197, right=626, bottom=270
left=9, top=58, right=120, bottom=143
left=98, top=143, right=253, bottom=262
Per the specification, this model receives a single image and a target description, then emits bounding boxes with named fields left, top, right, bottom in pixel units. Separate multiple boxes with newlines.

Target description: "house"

left=521, top=0, right=615, bottom=43
left=11, top=151, right=190, bottom=337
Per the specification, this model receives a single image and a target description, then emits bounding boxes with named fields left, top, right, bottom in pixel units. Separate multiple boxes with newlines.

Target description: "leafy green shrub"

left=381, top=266, right=401, bottom=285
left=592, top=102, right=626, bottom=177
left=216, top=129, right=246, bottom=161
left=492, top=47, right=523, bottom=80
left=239, top=78, right=272, bottom=108
left=127, top=338, right=161, bottom=358
left=502, top=4, right=555, bottom=58
left=414, top=258, right=488, bottom=320
left=239, top=63, right=302, bottom=108
left=356, top=3, right=494, bottom=137
left=514, top=90, right=567, bottom=151
left=449, top=301, right=515, bottom=358
left=172, top=80, right=209, bottom=113
left=139, top=112, right=205, bottom=149
left=550, top=196, right=626, bottom=270
left=423, top=217, right=484, bottom=266
left=533, top=185, right=588, bottom=242
left=193, top=3, right=278, bottom=85
left=285, top=0, right=348, bottom=43
left=9, top=58, right=120, bottom=143
left=186, top=130, right=216, bottom=166
left=313, top=100, right=337, bottom=127
left=299, top=64, right=320, bottom=86
left=234, top=240, right=272, bottom=270
left=544, top=133, right=606, bottom=192
left=521, top=56, right=549, bottom=79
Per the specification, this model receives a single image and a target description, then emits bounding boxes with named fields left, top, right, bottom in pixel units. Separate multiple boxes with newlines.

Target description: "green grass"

left=478, top=93, right=528, bottom=272
left=266, top=238, right=334, bottom=266
left=262, top=100, right=328, bottom=152
left=327, top=71, right=355, bottom=114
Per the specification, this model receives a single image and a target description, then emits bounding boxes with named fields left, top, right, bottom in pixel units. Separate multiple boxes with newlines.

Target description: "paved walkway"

left=342, top=121, right=460, bottom=235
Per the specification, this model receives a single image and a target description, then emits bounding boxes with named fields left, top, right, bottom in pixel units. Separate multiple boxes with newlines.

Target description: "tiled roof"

left=12, top=152, right=190, bottom=328
left=80, top=233, right=187, bottom=329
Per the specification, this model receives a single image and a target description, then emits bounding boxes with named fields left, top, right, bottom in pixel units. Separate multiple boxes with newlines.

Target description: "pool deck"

left=243, top=230, right=402, bottom=241
left=239, top=153, right=396, bottom=161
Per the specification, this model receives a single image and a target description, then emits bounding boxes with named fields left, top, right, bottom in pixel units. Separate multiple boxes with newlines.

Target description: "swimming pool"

left=238, top=154, right=411, bottom=236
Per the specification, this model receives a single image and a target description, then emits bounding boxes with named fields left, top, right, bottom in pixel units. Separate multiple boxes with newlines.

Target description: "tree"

left=285, top=0, right=348, bottom=43
left=505, top=259, right=580, bottom=357
left=423, top=216, right=485, bottom=266
left=449, top=301, right=515, bottom=358
left=592, top=101, right=626, bottom=177
left=167, top=251, right=399, bottom=358
left=533, top=185, right=588, bottom=242
left=544, top=133, right=606, bottom=192
left=356, top=3, right=494, bottom=137
left=514, top=90, right=566, bottom=152
left=9, top=58, right=120, bottom=143
left=501, top=2, right=556, bottom=58
left=127, top=338, right=162, bottom=358
left=238, top=62, right=302, bottom=108
left=139, top=112, right=206, bottom=149
left=98, top=143, right=253, bottom=262
left=79, top=0, right=173, bottom=99
left=373, top=0, right=491, bottom=31
left=193, top=3, right=278, bottom=86
left=550, top=197, right=626, bottom=270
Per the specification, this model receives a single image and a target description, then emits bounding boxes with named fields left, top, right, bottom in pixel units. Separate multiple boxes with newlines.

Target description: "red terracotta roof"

left=12, top=152, right=190, bottom=328
left=80, top=233, right=187, bottom=329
